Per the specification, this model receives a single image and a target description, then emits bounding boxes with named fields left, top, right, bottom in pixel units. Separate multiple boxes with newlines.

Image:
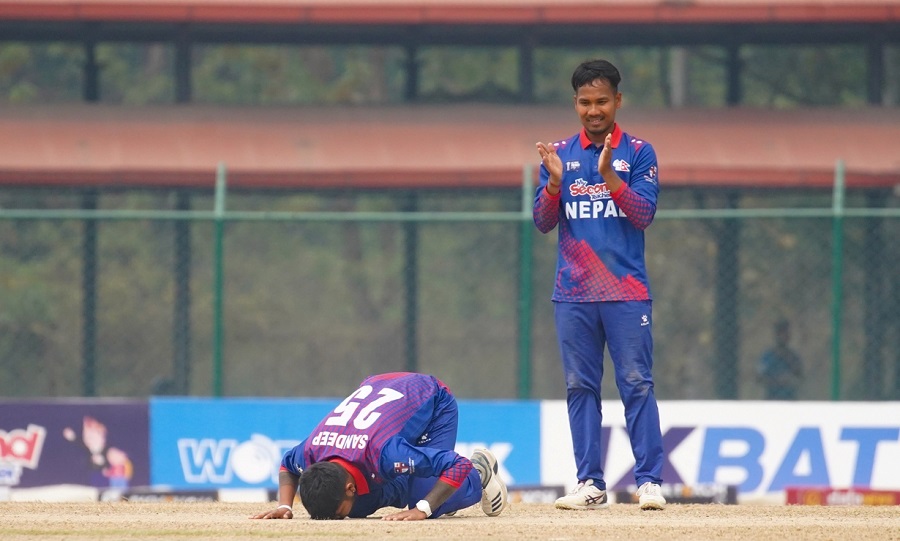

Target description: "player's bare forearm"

left=381, top=479, right=457, bottom=521
left=422, top=478, right=457, bottom=510
left=602, top=166, right=624, bottom=193
left=278, top=470, right=300, bottom=504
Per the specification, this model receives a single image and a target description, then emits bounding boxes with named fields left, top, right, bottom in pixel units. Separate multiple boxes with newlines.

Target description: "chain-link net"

left=0, top=184, right=897, bottom=400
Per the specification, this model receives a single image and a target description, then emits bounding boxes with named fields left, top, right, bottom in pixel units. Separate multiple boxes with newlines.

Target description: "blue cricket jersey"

left=533, top=124, right=659, bottom=302
left=281, top=372, right=472, bottom=517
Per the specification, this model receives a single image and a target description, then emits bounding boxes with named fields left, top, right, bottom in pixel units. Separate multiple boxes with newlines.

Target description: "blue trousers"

left=555, top=301, right=664, bottom=489
left=406, top=388, right=482, bottom=517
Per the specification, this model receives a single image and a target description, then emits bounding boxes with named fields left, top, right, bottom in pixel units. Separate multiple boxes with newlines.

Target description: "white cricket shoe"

left=636, top=481, right=666, bottom=510
left=554, top=479, right=609, bottom=510
left=470, top=448, right=508, bottom=517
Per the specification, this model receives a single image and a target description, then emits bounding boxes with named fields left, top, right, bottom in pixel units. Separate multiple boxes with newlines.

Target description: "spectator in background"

left=757, top=319, right=804, bottom=400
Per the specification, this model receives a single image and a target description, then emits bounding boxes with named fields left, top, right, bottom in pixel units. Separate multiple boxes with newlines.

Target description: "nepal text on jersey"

left=565, top=200, right=627, bottom=220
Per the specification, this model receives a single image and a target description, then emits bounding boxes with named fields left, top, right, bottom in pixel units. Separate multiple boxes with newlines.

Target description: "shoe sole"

left=640, top=500, right=665, bottom=511
left=472, top=449, right=508, bottom=517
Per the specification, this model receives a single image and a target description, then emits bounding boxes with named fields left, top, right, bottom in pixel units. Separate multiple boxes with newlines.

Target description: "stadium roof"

left=2, top=104, right=897, bottom=191
left=2, top=1, right=898, bottom=193
left=2, top=0, right=899, bottom=45
left=3, top=0, right=899, bottom=24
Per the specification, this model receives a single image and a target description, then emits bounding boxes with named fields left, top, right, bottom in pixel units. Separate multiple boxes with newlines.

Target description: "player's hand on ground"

left=381, top=508, right=428, bottom=521
left=250, top=507, right=293, bottom=519
left=535, top=142, right=563, bottom=184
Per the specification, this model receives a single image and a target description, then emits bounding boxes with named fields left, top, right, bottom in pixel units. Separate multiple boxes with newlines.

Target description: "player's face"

left=333, top=495, right=354, bottom=519
left=574, top=79, right=621, bottom=144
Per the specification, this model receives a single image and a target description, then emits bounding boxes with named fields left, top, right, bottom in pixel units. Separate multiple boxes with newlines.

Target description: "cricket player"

left=533, top=59, right=666, bottom=511
left=251, top=372, right=508, bottom=520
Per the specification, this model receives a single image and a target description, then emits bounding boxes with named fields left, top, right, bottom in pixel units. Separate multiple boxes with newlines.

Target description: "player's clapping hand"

left=535, top=141, right=563, bottom=182
left=250, top=507, right=293, bottom=519
left=597, top=132, right=613, bottom=176
left=381, top=508, right=428, bottom=521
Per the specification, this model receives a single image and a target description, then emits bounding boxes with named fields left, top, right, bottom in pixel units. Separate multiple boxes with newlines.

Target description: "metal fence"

left=0, top=164, right=897, bottom=401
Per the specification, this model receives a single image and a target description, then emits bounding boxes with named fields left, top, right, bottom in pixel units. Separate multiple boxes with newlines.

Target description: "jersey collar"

left=328, top=457, right=370, bottom=495
left=579, top=123, right=622, bottom=150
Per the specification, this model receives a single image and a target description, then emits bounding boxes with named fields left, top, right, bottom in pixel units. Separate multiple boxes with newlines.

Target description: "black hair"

left=298, top=461, right=348, bottom=520
left=571, top=59, right=621, bottom=93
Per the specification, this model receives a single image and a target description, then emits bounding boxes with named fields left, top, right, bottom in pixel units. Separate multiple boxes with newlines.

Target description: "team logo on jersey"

left=565, top=160, right=581, bottom=172
left=644, top=166, right=658, bottom=184
left=613, top=159, right=630, bottom=172
left=569, top=178, right=610, bottom=201
left=393, top=459, right=415, bottom=475
left=641, top=314, right=650, bottom=326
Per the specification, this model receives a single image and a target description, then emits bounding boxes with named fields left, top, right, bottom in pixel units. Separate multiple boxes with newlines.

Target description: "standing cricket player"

left=534, top=59, right=666, bottom=511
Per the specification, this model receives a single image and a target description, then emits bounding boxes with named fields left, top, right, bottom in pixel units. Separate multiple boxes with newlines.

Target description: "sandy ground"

left=1, top=501, right=899, bottom=541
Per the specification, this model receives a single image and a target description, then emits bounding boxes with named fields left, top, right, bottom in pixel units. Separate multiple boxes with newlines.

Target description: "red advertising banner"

left=0, top=400, right=149, bottom=489
left=786, top=487, right=900, bottom=506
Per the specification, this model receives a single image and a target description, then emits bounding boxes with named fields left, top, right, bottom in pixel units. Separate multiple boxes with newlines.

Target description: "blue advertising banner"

left=0, top=400, right=149, bottom=489
left=150, top=398, right=335, bottom=488
left=150, top=398, right=541, bottom=489
left=456, top=400, right=541, bottom=487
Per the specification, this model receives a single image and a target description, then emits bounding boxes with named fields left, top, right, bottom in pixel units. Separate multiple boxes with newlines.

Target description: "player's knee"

left=565, top=373, right=600, bottom=393
left=619, top=371, right=654, bottom=397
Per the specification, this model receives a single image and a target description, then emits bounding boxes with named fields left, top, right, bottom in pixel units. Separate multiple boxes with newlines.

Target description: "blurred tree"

left=190, top=45, right=407, bottom=105
left=417, top=46, right=519, bottom=102
left=0, top=43, right=82, bottom=103
left=0, top=42, right=887, bottom=107
left=742, top=45, right=868, bottom=107
left=97, top=43, right=174, bottom=104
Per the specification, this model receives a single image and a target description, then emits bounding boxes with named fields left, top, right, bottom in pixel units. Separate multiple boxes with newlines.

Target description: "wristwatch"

left=415, top=499, right=432, bottom=518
